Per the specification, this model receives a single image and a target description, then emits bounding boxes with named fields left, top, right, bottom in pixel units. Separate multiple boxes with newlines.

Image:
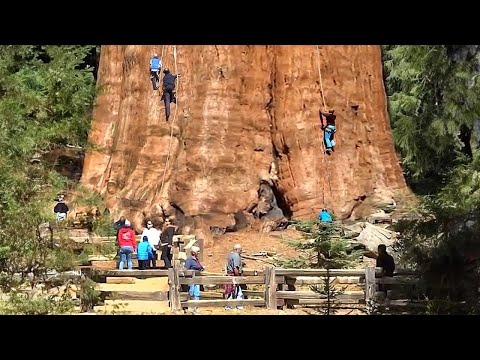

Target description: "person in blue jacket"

left=320, top=109, right=337, bottom=155
left=185, top=246, right=204, bottom=312
left=137, top=236, right=154, bottom=270
left=319, top=208, right=333, bottom=223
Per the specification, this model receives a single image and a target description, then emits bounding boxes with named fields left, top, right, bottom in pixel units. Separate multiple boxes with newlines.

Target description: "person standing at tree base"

left=224, top=244, right=245, bottom=311
left=160, top=218, right=176, bottom=269
left=376, top=244, right=395, bottom=296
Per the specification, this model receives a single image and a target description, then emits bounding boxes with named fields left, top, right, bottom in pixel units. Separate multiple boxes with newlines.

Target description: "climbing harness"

left=158, top=45, right=180, bottom=198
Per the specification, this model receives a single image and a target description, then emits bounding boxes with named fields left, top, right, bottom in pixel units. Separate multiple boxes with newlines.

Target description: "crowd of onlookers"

left=52, top=199, right=395, bottom=310
left=183, top=242, right=245, bottom=311
left=112, top=216, right=246, bottom=311
left=113, top=216, right=177, bottom=270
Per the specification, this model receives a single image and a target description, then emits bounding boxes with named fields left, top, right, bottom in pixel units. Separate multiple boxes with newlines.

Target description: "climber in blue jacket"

left=150, top=53, right=162, bottom=72
left=149, top=53, right=162, bottom=90
left=319, top=208, right=333, bottom=223
left=320, top=109, right=336, bottom=155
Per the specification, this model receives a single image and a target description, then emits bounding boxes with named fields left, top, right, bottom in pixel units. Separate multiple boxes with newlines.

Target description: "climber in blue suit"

left=320, top=109, right=336, bottom=155
left=150, top=53, right=162, bottom=72
left=149, top=53, right=162, bottom=90
left=319, top=208, right=333, bottom=223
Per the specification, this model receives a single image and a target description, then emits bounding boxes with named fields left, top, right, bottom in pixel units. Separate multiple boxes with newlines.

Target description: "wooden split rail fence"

left=167, top=266, right=419, bottom=312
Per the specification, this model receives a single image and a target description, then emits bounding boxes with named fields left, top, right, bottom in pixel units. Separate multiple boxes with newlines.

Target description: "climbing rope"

left=160, top=45, right=166, bottom=67
left=315, top=45, right=333, bottom=210
left=158, top=45, right=167, bottom=95
left=158, top=45, right=180, bottom=198
left=316, top=45, right=327, bottom=112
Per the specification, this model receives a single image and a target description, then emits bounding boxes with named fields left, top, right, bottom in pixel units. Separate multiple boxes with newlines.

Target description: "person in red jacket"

left=117, top=220, right=137, bottom=270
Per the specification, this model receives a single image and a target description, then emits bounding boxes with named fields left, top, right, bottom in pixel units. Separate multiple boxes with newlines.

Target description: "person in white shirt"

left=141, top=220, right=161, bottom=269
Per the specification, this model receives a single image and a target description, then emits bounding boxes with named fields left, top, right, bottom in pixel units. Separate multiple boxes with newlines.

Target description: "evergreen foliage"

left=383, top=45, right=480, bottom=192
left=280, top=220, right=362, bottom=269
left=0, top=46, right=96, bottom=306
left=384, top=45, right=480, bottom=313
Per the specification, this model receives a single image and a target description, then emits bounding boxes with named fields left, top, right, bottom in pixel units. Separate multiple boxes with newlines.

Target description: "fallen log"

left=242, top=254, right=277, bottom=265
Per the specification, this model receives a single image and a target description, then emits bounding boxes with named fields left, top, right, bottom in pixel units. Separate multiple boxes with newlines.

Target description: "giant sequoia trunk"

left=81, top=45, right=408, bottom=232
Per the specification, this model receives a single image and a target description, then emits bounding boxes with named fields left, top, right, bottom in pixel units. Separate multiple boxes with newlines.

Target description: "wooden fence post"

left=279, top=281, right=287, bottom=310
left=365, top=266, right=376, bottom=302
left=168, top=268, right=176, bottom=312
left=168, top=266, right=181, bottom=312
left=264, top=265, right=277, bottom=310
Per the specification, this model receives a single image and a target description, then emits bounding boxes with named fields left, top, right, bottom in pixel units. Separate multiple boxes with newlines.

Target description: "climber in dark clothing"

left=320, top=109, right=337, bottom=155
left=162, top=68, right=180, bottom=121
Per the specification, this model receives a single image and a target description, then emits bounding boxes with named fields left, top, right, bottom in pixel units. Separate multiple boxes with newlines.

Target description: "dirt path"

left=201, top=229, right=302, bottom=272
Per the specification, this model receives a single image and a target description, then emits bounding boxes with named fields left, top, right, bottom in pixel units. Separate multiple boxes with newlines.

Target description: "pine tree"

left=0, top=46, right=96, bottom=299
left=383, top=45, right=480, bottom=193
left=280, top=220, right=361, bottom=269
left=280, top=220, right=362, bottom=314
left=384, top=45, right=480, bottom=313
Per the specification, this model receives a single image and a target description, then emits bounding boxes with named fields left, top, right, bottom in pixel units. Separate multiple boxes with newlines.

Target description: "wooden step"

left=97, top=277, right=169, bottom=292
left=90, top=260, right=118, bottom=269
left=88, top=255, right=112, bottom=262
left=104, top=291, right=168, bottom=301
left=68, top=229, right=89, bottom=237
left=94, top=269, right=170, bottom=278
left=106, top=277, right=136, bottom=284
left=91, top=259, right=140, bottom=269
left=95, top=300, right=170, bottom=314
left=91, top=258, right=169, bottom=270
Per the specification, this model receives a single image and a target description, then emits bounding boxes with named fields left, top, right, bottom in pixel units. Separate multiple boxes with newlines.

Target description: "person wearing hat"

left=53, top=196, right=69, bottom=221
left=185, top=246, right=205, bottom=311
left=224, top=243, right=245, bottom=310
left=117, top=219, right=137, bottom=270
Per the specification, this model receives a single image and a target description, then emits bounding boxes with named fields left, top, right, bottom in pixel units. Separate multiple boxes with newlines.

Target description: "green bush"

left=77, top=244, right=94, bottom=265
left=92, top=214, right=116, bottom=237
left=73, top=185, right=104, bottom=209
left=279, top=220, right=362, bottom=269
left=46, top=248, right=77, bottom=272
left=79, top=278, right=100, bottom=312
left=0, top=45, right=96, bottom=295
left=0, top=292, right=75, bottom=315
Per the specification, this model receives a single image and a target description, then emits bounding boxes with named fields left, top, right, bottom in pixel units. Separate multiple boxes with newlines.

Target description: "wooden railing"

left=167, top=266, right=419, bottom=312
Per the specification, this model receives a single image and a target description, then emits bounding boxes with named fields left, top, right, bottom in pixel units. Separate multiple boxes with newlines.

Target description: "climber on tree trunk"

left=162, top=68, right=180, bottom=121
left=149, top=53, right=162, bottom=90
left=320, top=109, right=336, bottom=155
